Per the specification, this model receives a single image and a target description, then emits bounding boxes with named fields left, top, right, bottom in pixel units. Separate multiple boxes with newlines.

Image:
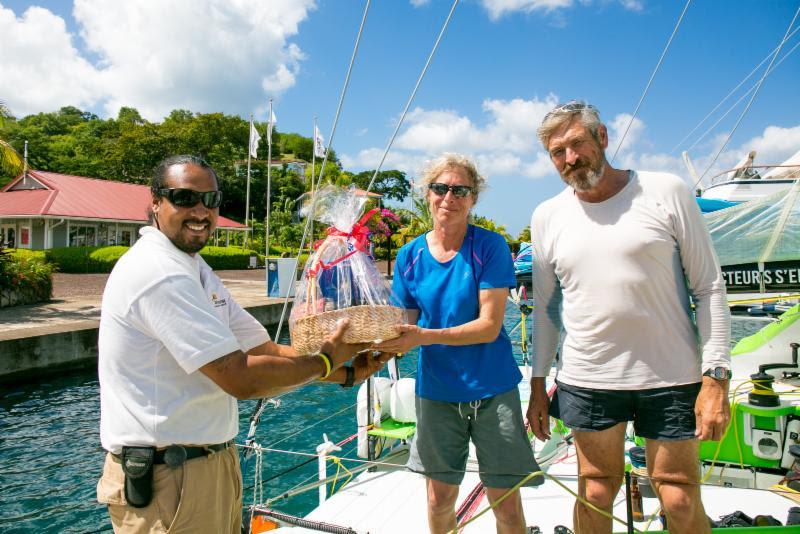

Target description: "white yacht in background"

left=698, top=149, right=800, bottom=203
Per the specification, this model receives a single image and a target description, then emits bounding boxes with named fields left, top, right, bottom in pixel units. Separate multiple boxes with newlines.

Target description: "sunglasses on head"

left=154, top=188, right=223, bottom=209
left=428, top=183, right=474, bottom=198
left=543, top=100, right=598, bottom=122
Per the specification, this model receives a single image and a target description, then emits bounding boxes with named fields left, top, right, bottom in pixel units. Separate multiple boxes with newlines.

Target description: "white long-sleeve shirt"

left=531, top=170, right=730, bottom=389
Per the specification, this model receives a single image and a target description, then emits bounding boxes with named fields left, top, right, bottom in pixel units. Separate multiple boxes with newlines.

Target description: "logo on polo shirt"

left=211, top=292, right=227, bottom=308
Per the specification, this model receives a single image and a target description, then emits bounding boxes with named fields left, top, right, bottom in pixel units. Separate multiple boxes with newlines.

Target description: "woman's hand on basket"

left=352, top=351, right=395, bottom=384
left=372, top=324, right=425, bottom=354
left=320, top=319, right=371, bottom=370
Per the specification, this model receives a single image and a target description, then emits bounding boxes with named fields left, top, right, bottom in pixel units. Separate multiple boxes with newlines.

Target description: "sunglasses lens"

left=429, top=184, right=449, bottom=196
left=170, top=189, right=200, bottom=207
left=452, top=186, right=471, bottom=198
left=203, top=191, right=222, bottom=208
left=160, top=189, right=221, bottom=208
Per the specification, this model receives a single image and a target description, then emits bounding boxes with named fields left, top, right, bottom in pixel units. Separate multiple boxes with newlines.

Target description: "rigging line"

left=365, top=0, right=461, bottom=193
left=264, top=399, right=360, bottom=449
left=693, top=6, right=800, bottom=190
left=244, top=0, right=373, bottom=447
left=684, top=37, right=800, bottom=155
left=268, top=0, right=372, bottom=353
left=266, top=442, right=360, bottom=503
left=609, top=0, right=692, bottom=165
left=670, top=25, right=800, bottom=155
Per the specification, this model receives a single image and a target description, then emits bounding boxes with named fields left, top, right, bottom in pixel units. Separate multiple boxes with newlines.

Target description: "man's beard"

left=561, top=159, right=605, bottom=192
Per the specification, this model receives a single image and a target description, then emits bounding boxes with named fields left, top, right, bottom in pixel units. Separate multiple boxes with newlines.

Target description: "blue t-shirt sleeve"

left=391, top=245, right=419, bottom=309
left=476, top=230, right=516, bottom=290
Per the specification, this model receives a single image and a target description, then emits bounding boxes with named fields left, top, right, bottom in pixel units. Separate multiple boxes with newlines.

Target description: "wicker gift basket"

left=289, top=186, right=405, bottom=355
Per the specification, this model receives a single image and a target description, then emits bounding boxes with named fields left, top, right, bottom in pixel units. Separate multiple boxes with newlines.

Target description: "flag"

left=249, top=120, right=261, bottom=158
left=314, top=124, right=326, bottom=158
left=267, top=110, right=277, bottom=144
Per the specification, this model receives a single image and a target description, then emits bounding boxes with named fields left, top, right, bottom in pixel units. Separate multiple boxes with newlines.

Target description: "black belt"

left=115, top=440, right=234, bottom=468
left=154, top=440, right=233, bottom=466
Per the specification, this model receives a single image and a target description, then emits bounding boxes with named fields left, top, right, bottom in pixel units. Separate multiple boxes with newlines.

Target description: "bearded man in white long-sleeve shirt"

left=527, top=101, right=731, bottom=534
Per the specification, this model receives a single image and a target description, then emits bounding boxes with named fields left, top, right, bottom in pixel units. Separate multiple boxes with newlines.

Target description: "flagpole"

left=245, top=113, right=253, bottom=249
left=310, top=116, right=316, bottom=249
left=265, top=98, right=273, bottom=266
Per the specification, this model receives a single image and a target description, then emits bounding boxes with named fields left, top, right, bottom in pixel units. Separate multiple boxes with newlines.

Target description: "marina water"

left=0, top=309, right=767, bottom=533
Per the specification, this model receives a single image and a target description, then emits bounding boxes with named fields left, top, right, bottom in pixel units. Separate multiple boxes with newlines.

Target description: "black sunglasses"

left=428, top=183, right=474, bottom=198
left=154, top=188, right=223, bottom=209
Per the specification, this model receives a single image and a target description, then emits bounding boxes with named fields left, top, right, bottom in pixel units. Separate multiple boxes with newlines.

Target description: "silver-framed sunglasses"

left=543, top=100, right=598, bottom=122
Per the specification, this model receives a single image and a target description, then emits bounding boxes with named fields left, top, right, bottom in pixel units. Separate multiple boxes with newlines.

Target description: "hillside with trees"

left=1, top=106, right=515, bottom=253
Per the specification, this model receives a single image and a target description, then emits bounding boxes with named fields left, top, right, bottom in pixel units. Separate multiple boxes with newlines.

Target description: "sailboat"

left=705, top=175, right=800, bottom=314
left=700, top=149, right=800, bottom=204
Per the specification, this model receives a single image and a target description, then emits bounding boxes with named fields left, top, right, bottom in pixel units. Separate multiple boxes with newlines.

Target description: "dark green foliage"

left=349, top=169, right=410, bottom=202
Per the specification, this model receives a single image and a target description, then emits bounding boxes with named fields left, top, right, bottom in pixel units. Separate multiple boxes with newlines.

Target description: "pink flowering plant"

left=363, top=208, right=402, bottom=259
left=366, top=208, right=401, bottom=238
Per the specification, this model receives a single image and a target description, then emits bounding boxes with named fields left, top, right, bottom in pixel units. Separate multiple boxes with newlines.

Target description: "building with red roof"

left=0, top=170, right=246, bottom=250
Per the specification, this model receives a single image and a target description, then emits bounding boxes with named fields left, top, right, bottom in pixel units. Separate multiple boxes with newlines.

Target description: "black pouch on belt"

left=121, top=446, right=155, bottom=508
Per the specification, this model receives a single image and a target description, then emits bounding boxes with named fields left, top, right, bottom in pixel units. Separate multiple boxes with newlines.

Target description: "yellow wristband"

left=317, top=352, right=332, bottom=380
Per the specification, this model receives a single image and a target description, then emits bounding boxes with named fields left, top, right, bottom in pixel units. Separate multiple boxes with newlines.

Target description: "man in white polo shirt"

left=527, top=102, right=731, bottom=534
left=96, top=155, right=382, bottom=533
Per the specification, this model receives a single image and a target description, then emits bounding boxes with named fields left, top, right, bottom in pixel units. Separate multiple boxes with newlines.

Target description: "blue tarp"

left=514, top=242, right=532, bottom=275
left=696, top=197, right=739, bottom=213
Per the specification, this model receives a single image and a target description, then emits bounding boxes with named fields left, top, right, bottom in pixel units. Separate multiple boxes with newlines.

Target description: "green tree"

left=0, top=101, right=23, bottom=183
left=517, top=225, right=531, bottom=242
left=471, top=214, right=512, bottom=241
left=349, top=169, right=410, bottom=202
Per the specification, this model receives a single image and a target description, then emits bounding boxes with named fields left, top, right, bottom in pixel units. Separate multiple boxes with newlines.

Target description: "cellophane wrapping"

left=289, top=185, right=405, bottom=354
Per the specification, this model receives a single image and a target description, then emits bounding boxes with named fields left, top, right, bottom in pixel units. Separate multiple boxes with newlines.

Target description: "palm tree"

left=0, top=101, right=23, bottom=177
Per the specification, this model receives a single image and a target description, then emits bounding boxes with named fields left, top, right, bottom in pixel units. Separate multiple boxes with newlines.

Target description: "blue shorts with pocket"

left=549, top=380, right=701, bottom=441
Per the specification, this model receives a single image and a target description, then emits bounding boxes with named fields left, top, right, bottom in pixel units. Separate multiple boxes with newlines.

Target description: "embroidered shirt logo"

left=211, top=292, right=227, bottom=308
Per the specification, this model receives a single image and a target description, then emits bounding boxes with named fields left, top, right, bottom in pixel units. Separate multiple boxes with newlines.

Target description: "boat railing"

left=709, top=163, right=800, bottom=185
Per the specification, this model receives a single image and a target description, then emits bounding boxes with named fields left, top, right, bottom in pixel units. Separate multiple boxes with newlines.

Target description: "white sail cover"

left=705, top=180, right=800, bottom=292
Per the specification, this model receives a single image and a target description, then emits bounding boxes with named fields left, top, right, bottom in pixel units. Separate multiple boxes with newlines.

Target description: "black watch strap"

left=340, top=366, right=355, bottom=388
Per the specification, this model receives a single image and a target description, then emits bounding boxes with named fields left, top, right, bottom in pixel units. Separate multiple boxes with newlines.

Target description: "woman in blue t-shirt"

left=375, top=153, right=542, bottom=533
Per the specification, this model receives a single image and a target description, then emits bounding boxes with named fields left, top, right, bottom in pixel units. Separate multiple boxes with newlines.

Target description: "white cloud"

left=479, top=0, right=642, bottom=21
left=481, top=0, right=573, bottom=21
left=607, top=112, right=647, bottom=156
left=75, top=0, right=315, bottom=120
left=342, top=92, right=800, bottom=197
left=0, top=1, right=315, bottom=121
left=0, top=4, right=102, bottom=116
left=342, top=95, right=559, bottom=181
left=409, top=0, right=431, bottom=6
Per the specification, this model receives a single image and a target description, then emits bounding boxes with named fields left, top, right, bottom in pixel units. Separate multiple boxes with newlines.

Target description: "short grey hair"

left=537, top=100, right=603, bottom=149
left=420, top=153, right=486, bottom=202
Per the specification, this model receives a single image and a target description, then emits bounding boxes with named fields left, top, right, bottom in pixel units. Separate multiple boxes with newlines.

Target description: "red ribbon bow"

left=308, top=208, right=379, bottom=276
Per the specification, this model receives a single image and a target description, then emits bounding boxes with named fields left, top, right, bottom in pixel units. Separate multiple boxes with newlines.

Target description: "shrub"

left=0, top=244, right=54, bottom=306
left=89, top=246, right=129, bottom=272
left=199, top=246, right=262, bottom=270
left=43, top=246, right=129, bottom=273
left=10, top=249, right=47, bottom=262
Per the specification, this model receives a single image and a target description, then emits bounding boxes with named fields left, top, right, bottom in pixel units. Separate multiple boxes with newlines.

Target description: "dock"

left=0, top=271, right=290, bottom=383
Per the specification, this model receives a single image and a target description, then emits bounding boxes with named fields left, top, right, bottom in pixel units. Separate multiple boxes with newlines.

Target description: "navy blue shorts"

left=549, top=380, right=701, bottom=441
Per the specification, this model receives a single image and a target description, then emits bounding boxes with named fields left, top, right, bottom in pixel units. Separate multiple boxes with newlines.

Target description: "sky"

left=1, top=0, right=799, bottom=235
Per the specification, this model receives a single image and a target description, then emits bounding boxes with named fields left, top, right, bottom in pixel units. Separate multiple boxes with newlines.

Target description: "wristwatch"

left=340, top=366, right=355, bottom=388
left=703, top=366, right=732, bottom=380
